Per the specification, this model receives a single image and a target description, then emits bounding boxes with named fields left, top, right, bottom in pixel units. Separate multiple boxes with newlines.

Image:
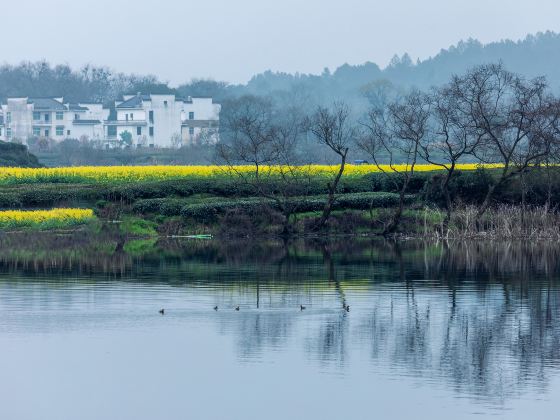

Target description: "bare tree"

left=451, top=63, right=560, bottom=219
left=216, top=96, right=309, bottom=234
left=418, top=85, right=484, bottom=229
left=359, top=90, right=430, bottom=235
left=307, top=102, right=356, bottom=230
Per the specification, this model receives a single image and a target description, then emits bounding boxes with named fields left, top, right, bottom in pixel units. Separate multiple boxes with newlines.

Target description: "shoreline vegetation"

left=0, top=164, right=560, bottom=239
left=1, top=232, right=559, bottom=274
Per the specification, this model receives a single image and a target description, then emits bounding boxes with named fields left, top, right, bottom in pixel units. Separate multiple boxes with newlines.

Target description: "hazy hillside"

left=383, top=31, right=560, bottom=89
left=240, top=31, right=560, bottom=102
left=0, top=31, right=559, bottom=108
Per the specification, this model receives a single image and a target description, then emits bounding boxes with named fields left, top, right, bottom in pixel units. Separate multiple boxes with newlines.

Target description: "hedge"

left=179, top=192, right=412, bottom=221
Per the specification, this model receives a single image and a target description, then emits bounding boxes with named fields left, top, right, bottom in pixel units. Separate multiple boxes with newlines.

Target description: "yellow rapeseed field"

left=0, top=208, right=95, bottom=228
left=0, top=164, right=503, bottom=184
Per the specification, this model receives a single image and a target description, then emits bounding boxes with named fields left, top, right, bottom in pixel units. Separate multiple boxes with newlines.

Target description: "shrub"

left=132, top=198, right=189, bottom=216
left=180, top=192, right=411, bottom=221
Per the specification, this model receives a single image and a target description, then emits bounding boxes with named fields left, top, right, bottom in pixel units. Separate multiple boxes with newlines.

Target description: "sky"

left=3, top=0, right=560, bottom=85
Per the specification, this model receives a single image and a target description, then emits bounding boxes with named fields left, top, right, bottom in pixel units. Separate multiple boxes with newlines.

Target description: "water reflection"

left=1, top=234, right=560, bottom=416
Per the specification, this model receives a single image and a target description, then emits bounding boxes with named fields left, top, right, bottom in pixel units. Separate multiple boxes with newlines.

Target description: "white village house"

left=0, top=93, right=220, bottom=148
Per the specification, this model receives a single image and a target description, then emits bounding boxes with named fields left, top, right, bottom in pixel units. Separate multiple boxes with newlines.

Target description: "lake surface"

left=1, top=235, right=559, bottom=419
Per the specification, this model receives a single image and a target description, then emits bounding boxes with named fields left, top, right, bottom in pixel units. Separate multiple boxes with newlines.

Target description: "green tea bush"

left=180, top=192, right=410, bottom=221
left=132, top=198, right=189, bottom=216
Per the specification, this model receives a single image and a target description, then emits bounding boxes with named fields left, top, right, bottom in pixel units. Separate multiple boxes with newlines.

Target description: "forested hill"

left=0, top=31, right=559, bottom=106
left=401, top=32, right=560, bottom=89
left=240, top=31, right=560, bottom=102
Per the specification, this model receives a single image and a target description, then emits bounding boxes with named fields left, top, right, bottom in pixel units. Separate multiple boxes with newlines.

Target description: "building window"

left=44, top=114, right=50, bottom=122
left=56, top=126, right=64, bottom=136
left=189, top=127, right=195, bottom=135
left=75, top=114, right=79, bottom=120
left=130, top=113, right=134, bottom=120
left=67, top=130, right=71, bottom=136
left=44, top=129, right=50, bottom=137
left=189, top=112, right=194, bottom=120
left=6, top=112, right=11, bottom=123
left=56, top=111, right=64, bottom=120
left=137, top=127, right=142, bottom=135
left=6, top=128, right=11, bottom=138
left=33, top=127, right=41, bottom=136
left=108, top=126, right=117, bottom=137
left=164, top=100, right=168, bottom=107
left=125, top=114, right=129, bottom=121
left=149, top=127, right=154, bottom=137
left=0, top=127, right=3, bottom=136
left=33, top=112, right=41, bottom=121
left=149, top=111, right=154, bottom=123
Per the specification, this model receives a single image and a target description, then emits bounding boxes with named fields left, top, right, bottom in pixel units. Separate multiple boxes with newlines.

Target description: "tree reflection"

left=1, top=234, right=560, bottom=403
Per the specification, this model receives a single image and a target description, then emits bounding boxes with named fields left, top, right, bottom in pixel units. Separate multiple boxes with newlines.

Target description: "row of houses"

left=0, top=94, right=221, bottom=148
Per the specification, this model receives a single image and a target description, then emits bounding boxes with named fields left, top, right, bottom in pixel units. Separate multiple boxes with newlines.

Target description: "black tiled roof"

left=29, top=98, right=66, bottom=110
left=68, top=103, right=88, bottom=111
left=117, top=94, right=151, bottom=109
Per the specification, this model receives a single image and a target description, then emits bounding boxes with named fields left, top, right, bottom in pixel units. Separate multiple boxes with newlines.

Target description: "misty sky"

left=4, top=0, right=559, bottom=85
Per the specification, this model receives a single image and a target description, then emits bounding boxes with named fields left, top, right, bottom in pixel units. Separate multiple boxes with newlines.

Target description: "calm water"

left=1, top=235, right=560, bottom=419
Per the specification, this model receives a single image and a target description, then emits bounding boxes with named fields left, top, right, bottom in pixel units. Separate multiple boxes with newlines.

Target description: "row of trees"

left=0, top=61, right=235, bottom=106
left=5, top=32, right=560, bottom=109
left=216, top=63, right=560, bottom=234
left=0, top=61, right=171, bottom=104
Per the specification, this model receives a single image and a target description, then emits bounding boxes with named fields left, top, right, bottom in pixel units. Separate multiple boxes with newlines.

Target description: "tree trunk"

left=383, top=182, right=408, bottom=236
left=520, top=170, right=527, bottom=225
left=441, top=167, right=454, bottom=231
left=281, top=208, right=292, bottom=236
left=315, top=152, right=347, bottom=230
left=477, top=183, right=497, bottom=221
left=545, top=164, right=552, bottom=212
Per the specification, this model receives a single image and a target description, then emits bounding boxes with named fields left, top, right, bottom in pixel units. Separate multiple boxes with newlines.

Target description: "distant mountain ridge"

left=241, top=31, right=560, bottom=101
left=0, top=31, right=558, bottom=106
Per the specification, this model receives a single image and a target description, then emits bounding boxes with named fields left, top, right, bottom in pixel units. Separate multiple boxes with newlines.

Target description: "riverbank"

left=1, top=165, right=559, bottom=238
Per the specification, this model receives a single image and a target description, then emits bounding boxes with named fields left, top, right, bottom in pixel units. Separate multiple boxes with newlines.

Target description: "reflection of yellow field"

left=0, top=208, right=95, bottom=228
left=0, top=164, right=504, bottom=184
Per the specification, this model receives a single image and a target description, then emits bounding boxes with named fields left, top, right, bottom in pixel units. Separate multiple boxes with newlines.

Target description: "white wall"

left=71, top=123, right=105, bottom=140
left=182, top=98, right=221, bottom=121
left=148, top=95, right=183, bottom=147
left=81, top=104, right=109, bottom=121
left=3, top=99, right=33, bottom=142
left=116, top=109, right=147, bottom=122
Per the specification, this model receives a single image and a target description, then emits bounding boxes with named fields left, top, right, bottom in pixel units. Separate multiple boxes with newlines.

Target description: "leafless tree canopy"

left=214, top=64, right=560, bottom=233
left=307, top=102, right=358, bottom=230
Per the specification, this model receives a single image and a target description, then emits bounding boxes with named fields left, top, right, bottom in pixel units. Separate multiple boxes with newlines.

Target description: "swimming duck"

left=235, top=306, right=240, bottom=311
left=159, top=309, right=165, bottom=315
left=214, top=306, right=218, bottom=311
left=300, top=305, right=306, bottom=311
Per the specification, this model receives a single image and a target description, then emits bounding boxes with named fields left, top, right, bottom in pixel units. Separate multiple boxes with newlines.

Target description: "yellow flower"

left=0, top=208, right=95, bottom=228
left=0, top=163, right=504, bottom=184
